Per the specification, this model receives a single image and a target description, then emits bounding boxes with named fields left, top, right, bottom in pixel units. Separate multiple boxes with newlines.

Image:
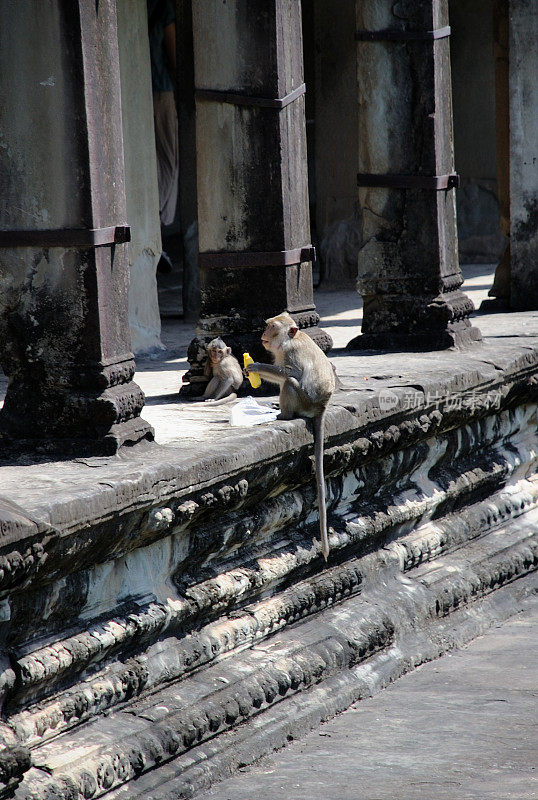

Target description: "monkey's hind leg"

left=209, top=377, right=235, bottom=401
left=197, top=377, right=236, bottom=404
left=277, top=378, right=302, bottom=420
left=278, top=377, right=317, bottom=421
left=203, top=377, right=220, bottom=399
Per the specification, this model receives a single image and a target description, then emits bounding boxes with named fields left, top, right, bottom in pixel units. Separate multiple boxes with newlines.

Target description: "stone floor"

left=198, top=600, right=538, bottom=800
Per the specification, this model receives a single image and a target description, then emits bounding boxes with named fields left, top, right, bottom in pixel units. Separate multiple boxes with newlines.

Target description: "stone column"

left=183, top=0, right=331, bottom=392
left=0, top=1, right=153, bottom=454
left=508, top=0, right=538, bottom=310
left=347, top=0, right=481, bottom=351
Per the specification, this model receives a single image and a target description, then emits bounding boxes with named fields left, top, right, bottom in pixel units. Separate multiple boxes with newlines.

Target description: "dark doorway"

left=449, top=0, right=506, bottom=266
left=301, top=0, right=360, bottom=290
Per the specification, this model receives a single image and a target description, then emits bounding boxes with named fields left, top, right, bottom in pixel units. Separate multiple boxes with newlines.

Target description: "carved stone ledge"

left=19, top=624, right=394, bottom=800
left=0, top=542, right=47, bottom=597
left=8, top=475, right=538, bottom=745
left=2, top=398, right=537, bottom=685
left=10, top=561, right=365, bottom=745
left=12, top=522, right=538, bottom=799
left=1, top=353, right=538, bottom=754
left=3, top=400, right=538, bottom=652
left=0, top=731, right=31, bottom=798
left=426, top=538, right=538, bottom=617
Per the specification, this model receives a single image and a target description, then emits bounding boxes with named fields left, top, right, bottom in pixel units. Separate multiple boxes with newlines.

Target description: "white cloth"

left=229, top=397, right=279, bottom=427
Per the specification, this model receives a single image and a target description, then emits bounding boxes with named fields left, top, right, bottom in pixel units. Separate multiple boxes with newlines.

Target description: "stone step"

left=112, top=579, right=538, bottom=800
left=14, top=520, right=538, bottom=800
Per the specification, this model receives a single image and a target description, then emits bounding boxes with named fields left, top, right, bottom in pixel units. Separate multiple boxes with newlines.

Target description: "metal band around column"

left=357, top=173, right=459, bottom=190
left=199, top=245, right=316, bottom=270
left=195, top=83, right=306, bottom=110
left=355, top=25, right=451, bottom=42
left=0, top=226, right=131, bottom=248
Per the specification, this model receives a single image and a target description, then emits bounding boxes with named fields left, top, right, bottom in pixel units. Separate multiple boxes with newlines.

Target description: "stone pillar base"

left=347, top=291, right=482, bottom=351
left=0, top=357, right=154, bottom=455
left=347, top=322, right=482, bottom=352
left=0, top=418, right=154, bottom=458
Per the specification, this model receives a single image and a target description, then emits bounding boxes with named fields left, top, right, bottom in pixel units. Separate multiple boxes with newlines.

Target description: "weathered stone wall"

left=117, top=0, right=163, bottom=355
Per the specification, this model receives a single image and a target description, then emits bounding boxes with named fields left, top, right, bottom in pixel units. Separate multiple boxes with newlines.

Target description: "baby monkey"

left=245, top=312, right=335, bottom=559
left=203, top=337, right=243, bottom=403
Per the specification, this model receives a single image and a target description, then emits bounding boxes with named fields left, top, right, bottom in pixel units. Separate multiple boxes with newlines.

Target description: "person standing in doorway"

left=147, top=0, right=178, bottom=272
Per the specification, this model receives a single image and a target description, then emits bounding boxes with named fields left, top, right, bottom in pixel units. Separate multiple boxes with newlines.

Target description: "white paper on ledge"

left=229, top=396, right=280, bottom=427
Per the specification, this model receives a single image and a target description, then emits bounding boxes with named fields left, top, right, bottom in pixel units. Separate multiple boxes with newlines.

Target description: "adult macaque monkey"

left=245, top=312, right=335, bottom=560
left=202, top=337, right=243, bottom=403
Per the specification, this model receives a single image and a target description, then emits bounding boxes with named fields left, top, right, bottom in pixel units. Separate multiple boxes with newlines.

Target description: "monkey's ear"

left=225, top=346, right=232, bottom=355
left=288, top=325, right=299, bottom=339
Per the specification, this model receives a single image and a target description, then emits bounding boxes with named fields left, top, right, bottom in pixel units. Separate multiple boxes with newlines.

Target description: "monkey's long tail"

left=313, top=413, right=330, bottom=561
left=199, top=393, right=238, bottom=406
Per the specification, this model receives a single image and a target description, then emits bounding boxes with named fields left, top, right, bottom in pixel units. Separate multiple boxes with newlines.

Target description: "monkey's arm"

left=245, top=362, right=297, bottom=387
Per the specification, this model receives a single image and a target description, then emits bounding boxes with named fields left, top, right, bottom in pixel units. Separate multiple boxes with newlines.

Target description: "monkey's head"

left=206, top=337, right=231, bottom=364
left=261, top=312, right=298, bottom=353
